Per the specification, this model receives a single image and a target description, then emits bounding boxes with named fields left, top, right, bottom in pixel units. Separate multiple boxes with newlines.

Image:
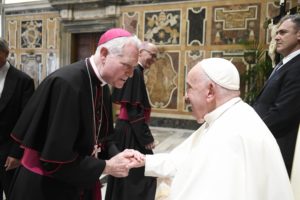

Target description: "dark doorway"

left=71, top=32, right=103, bottom=63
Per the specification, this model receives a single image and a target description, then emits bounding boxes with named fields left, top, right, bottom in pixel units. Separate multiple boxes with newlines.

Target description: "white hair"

left=96, top=35, right=141, bottom=56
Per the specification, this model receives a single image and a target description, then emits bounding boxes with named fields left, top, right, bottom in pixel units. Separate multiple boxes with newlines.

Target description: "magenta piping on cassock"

left=21, top=148, right=60, bottom=176
left=118, top=105, right=129, bottom=120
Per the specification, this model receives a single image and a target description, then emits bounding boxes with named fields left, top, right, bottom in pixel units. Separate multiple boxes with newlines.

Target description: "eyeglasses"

left=142, top=49, right=157, bottom=59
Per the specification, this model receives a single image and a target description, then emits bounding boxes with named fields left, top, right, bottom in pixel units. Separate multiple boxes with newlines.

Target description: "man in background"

left=105, top=42, right=158, bottom=200
left=253, top=14, right=300, bottom=176
left=130, top=58, right=294, bottom=200
left=0, top=38, right=35, bottom=199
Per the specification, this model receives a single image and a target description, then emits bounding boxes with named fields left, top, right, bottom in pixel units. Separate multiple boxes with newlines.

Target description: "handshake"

left=103, top=149, right=146, bottom=177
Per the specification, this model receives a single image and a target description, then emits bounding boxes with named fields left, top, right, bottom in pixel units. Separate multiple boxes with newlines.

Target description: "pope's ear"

left=206, top=83, right=216, bottom=102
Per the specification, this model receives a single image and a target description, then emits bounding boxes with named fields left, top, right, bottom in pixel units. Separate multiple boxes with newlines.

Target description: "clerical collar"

left=89, top=55, right=107, bottom=86
left=138, top=62, right=145, bottom=69
left=282, top=49, right=300, bottom=65
left=204, top=97, right=241, bottom=126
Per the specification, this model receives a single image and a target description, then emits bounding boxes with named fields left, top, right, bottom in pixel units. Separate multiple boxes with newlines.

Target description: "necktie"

left=269, top=60, right=283, bottom=79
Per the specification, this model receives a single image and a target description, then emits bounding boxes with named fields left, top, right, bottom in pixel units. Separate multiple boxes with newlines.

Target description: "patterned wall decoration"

left=144, top=10, right=181, bottom=45
left=184, top=50, right=205, bottom=111
left=47, top=52, right=58, bottom=75
left=8, top=20, right=17, bottom=49
left=119, top=0, right=297, bottom=124
left=145, top=51, right=179, bottom=109
left=6, top=12, right=60, bottom=87
left=212, top=4, right=260, bottom=45
left=47, top=18, right=58, bottom=49
left=21, top=53, right=43, bottom=86
left=21, top=20, right=43, bottom=48
left=123, top=12, right=139, bottom=36
left=4, top=0, right=296, bottom=128
left=187, top=7, right=206, bottom=46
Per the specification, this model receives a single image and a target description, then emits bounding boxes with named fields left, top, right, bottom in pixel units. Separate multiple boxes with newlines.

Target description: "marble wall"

left=2, top=0, right=298, bottom=129
left=120, top=0, right=297, bottom=126
left=5, top=7, right=60, bottom=87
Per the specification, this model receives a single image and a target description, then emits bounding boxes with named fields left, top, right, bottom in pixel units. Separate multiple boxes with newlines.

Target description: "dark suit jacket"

left=0, top=64, right=34, bottom=165
left=253, top=53, right=300, bottom=175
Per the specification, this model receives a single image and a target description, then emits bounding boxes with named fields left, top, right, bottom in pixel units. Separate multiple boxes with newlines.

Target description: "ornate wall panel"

left=123, top=12, right=139, bottom=35
left=187, top=7, right=206, bottom=46
left=5, top=12, right=60, bottom=87
left=3, top=0, right=296, bottom=128
left=119, top=0, right=297, bottom=123
left=21, top=53, right=43, bottom=86
left=145, top=51, right=179, bottom=109
left=21, top=20, right=43, bottom=48
left=47, top=52, right=58, bottom=76
left=212, top=4, right=260, bottom=45
left=144, top=10, right=181, bottom=45
left=47, top=18, right=58, bottom=49
left=7, top=20, right=17, bottom=49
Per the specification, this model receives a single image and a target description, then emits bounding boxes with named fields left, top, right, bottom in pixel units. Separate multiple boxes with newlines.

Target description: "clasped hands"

left=103, top=149, right=145, bottom=177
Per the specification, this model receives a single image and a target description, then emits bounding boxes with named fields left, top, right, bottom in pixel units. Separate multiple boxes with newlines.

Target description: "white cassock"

left=145, top=97, right=294, bottom=200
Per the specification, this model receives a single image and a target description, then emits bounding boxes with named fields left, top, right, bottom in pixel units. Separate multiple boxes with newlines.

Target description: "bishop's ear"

left=100, top=47, right=109, bottom=60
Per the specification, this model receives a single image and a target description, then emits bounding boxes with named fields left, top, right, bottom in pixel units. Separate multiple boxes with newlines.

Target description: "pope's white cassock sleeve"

left=145, top=98, right=294, bottom=200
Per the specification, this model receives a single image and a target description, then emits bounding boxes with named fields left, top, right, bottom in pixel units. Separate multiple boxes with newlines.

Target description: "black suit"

left=0, top=64, right=34, bottom=196
left=253, top=54, right=300, bottom=176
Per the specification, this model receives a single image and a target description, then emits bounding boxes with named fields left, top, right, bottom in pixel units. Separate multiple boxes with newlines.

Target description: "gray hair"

left=96, top=35, right=141, bottom=56
left=279, top=14, right=300, bottom=31
left=0, top=38, right=9, bottom=53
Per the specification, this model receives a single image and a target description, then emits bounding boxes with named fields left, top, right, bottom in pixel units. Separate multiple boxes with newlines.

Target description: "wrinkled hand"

left=5, top=156, right=20, bottom=171
left=145, top=141, right=155, bottom=150
left=103, top=149, right=137, bottom=177
left=127, top=150, right=145, bottom=169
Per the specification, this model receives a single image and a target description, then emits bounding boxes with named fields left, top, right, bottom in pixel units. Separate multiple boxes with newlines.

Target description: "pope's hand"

left=103, top=149, right=145, bottom=177
left=127, top=149, right=145, bottom=169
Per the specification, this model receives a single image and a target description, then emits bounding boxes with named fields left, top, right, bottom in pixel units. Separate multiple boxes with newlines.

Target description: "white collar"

left=138, top=61, right=144, bottom=68
left=89, top=56, right=107, bottom=86
left=282, top=49, right=300, bottom=65
left=204, top=97, right=241, bottom=126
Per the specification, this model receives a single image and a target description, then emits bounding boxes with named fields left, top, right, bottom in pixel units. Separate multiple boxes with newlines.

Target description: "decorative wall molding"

left=3, top=0, right=297, bottom=125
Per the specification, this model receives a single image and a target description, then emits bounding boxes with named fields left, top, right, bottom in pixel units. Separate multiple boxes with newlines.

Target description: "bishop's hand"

left=103, top=149, right=144, bottom=177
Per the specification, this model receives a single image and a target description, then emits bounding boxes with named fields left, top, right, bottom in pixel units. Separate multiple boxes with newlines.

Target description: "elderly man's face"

left=139, top=46, right=158, bottom=69
left=101, top=42, right=139, bottom=88
left=185, top=66, right=210, bottom=123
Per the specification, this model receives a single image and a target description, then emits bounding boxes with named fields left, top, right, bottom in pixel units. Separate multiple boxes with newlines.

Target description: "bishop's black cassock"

left=10, top=59, right=118, bottom=200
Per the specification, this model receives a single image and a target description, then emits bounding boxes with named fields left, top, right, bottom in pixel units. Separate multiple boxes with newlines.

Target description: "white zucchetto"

left=200, top=58, right=240, bottom=90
